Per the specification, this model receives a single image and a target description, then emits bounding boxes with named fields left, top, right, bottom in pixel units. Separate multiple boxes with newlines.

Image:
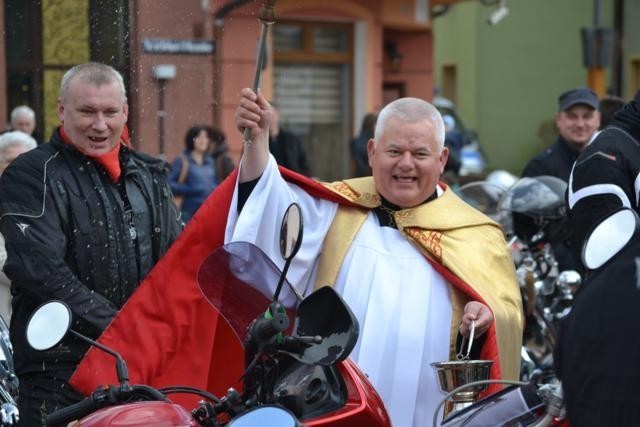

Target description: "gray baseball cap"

left=558, top=88, right=599, bottom=112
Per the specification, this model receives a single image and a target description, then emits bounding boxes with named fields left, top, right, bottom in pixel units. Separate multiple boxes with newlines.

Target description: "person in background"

left=8, top=106, right=36, bottom=137
left=0, top=62, right=182, bottom=424
left=231, top=89, right=523, bottom=426
left=522, top=88, right=600, bottom=181
left=208, top=126, right=235, bottom=183
left=442, top=114, right=463, bottom=177
left=350, top=113, right=376, bottom=177
left=0, top=131, right=38, bottom=324
left=168, top=125, right=219, bottom=223
left=0, top=131, right=37, bottom=176
left=521, top=88, right=600, bottom=273
left=268, top=102, right=312, bottom=177
left=598, top=95, right=625, bottom=130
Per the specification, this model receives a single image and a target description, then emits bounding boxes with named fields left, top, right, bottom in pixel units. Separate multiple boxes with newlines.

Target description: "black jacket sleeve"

left=0, top=159, right=118, bottom=335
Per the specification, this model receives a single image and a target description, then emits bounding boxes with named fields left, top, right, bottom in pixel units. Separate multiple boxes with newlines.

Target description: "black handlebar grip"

left=252, top=316, right=281, bottom=342
left=45, top=397, right=101, bottom=427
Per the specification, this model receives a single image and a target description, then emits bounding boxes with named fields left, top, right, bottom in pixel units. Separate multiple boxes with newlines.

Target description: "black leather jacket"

left=521, top=136, right=581, bottom=182
left=567, top=90, right=640, bottom=258
left=0, top=129, right=182, bottom=375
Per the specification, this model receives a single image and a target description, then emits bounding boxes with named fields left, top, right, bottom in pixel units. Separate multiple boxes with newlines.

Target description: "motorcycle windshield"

left=498, top=176, right=567, bottom=220
left=457, top=182, right=513, bottom=234
left=457, top=182, right=506, bottom=216
left=196, top=241, right=301, bottom=344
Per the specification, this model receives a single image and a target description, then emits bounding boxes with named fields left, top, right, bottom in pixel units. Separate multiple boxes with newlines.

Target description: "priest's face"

left=368, top=116, right=448, bottom=208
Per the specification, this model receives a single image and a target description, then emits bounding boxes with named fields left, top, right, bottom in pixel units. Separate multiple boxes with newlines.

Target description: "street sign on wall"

left=142, top=39, right=215, bottom=54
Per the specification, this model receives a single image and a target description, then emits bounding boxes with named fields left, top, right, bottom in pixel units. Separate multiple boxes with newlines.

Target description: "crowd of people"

left=0, top=58, right=638, bottom=426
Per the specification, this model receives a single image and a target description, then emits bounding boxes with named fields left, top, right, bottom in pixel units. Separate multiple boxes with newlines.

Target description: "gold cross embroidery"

left=406, top=227, right=443, bottom=261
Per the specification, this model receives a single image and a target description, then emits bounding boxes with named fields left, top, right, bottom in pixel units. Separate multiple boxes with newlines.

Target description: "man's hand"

left=459, top=301, right=493, bottom=338
left=235, top=88, right=273, bottom=142
left=234, top=88, right=273, bottom=182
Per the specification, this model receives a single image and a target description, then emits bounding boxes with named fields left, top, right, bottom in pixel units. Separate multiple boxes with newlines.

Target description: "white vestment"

left=225, top=156, right=453, bottom=426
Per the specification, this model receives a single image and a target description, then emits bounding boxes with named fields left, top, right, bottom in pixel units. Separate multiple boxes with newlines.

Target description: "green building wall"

left=624, top=0, right=640, bottom=99
left=434, top=0, right=614, bottom=174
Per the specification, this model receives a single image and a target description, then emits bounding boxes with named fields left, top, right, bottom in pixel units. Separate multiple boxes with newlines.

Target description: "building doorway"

left=272, top=21, right=352, bottom=181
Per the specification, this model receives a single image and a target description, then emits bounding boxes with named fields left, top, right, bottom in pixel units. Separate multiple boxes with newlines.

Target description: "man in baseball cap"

left=522, top=87, right=600, bottom=182
left=521, top=88, right=600, bottom=274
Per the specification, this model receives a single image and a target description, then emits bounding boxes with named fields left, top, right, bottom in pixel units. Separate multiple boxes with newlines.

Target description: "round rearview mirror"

left=583, top=209, right=638, bottom=270
left=228, top=405, right=299, bottom=427
left=279, top=203, right=303, bottom=261
left=26, top=301, right=71, bottom=351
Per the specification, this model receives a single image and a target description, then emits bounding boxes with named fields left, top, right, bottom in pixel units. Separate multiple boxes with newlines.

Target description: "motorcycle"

left=0, top=315, right=18, bottom=426
left=434, top=377, right=566, bottom=427
left=463, top=207, right=640, bottom=427
left=458, top=175, right=581, bottom=381
left=497, top=176, right=580, bottom=381
left=25, top=203, right=390, bottom=426
left=441, top=176, right=578, bottom=426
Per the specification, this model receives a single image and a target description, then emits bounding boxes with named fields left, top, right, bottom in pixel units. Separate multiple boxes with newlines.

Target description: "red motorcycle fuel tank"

left=77, top=401, right=195, bottom=426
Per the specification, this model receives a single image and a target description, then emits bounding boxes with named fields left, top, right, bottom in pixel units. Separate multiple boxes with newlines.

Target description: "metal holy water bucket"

left=431, top=359, right=493, bottom=418
left=431, top=321, right=493, bottom=419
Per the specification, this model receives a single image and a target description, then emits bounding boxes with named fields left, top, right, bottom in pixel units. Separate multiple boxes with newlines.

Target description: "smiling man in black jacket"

left=522, top=88, right=601, bottom=181
left=0, top=62, right=182, bottom=425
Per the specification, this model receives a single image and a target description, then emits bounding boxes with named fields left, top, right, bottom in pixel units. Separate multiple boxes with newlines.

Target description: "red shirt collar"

left=59, top=126, right=131, bottom=182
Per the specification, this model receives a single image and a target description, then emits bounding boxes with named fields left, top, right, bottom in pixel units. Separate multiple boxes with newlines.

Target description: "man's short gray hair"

left=59, top=62, right=126, bottom=103
left=10, top=105, right=36, bottom=124
left=374, top=97, right=445, bottom=150
left=0, top=131, right=37, bottom=161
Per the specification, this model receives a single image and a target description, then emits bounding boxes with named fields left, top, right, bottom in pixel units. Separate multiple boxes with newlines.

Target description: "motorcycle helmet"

left=486, top=169, right=518, bottom=191
left=457, top=181, right=513, bottom=235
left=498, top=176, right=569, bottom=245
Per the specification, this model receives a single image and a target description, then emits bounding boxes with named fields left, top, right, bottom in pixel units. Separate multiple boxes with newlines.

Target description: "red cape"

left=69, top=167, right=348, bottom=408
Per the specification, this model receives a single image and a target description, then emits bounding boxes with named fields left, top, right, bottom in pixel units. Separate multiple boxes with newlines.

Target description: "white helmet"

left=486, top=169, right=517, bottom=190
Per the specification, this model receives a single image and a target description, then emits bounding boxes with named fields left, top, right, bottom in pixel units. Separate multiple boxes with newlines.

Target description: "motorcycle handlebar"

left=251, top=311, right=289, bottom=343
left=46, top=395, right=103, bottom=427
left=131, top=384, right=171, bottom=402
left=45, top=384, right=170, bottom=427
left=252, top=316, right=280, bottom=342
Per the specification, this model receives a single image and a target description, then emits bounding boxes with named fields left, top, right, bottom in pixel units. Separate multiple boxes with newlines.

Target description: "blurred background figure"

left=522, top=88, right=600, bottom=181
left=269, top=103, right=312, bottom=177
left=599, top=95, right=625, bottom=129
left=0, top=131, right=37, bottom=176
left=0, top=130, right=37, bottom=323
left=208, top=126, right=235, bottom=183
left=442, top=114, right=463, bottom=178
left=8, top=105, right=38, bottom=142
left=350, top=113, right=376, bottom=177
left=168, top=125, right=219, bottom=223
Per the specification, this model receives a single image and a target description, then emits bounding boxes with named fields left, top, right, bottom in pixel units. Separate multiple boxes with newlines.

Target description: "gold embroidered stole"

left=313, top=177, right=523, bottom=380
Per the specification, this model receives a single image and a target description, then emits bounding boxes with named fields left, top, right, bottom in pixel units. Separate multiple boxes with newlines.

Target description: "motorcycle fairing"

left=196, top=241, right=299, bottom=343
